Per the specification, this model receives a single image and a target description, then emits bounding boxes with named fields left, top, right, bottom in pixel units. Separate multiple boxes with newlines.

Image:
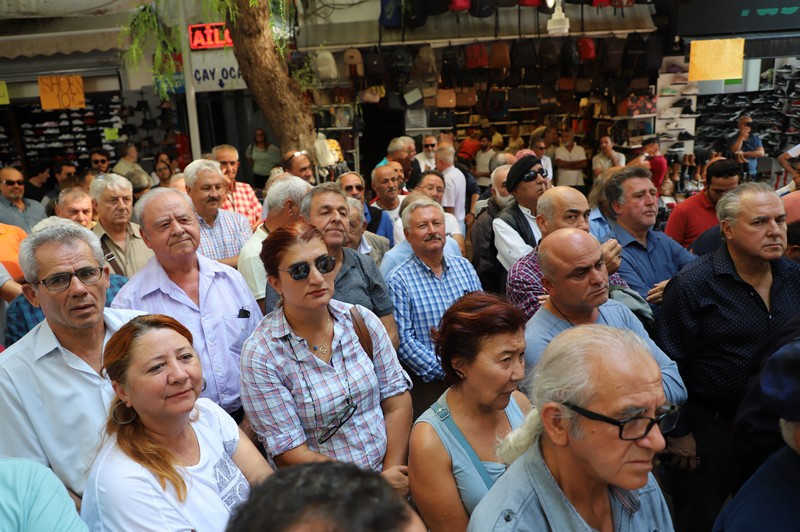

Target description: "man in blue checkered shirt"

left=386, top=195, right=482, bottom=417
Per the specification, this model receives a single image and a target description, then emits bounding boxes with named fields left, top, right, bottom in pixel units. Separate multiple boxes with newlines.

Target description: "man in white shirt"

left=592, top=135, right=626, bottom=177
left=492, top=155, right=548, bottom=271
left=474, top=134, right=496, bottom=189
left=531, top=139, right=554, bottom=182
left=555, top=129, right=588, bottom=194
left=415, top=135, right=437, bottom=173
left=435, top=144, right=467, bottom=233
left=0, top=221, right=142, bottom=501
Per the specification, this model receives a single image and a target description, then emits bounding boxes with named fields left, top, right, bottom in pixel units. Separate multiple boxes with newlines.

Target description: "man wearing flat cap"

left=492, top=155, right=549, bottom=272
left=714, top=342, right=800, bottom=530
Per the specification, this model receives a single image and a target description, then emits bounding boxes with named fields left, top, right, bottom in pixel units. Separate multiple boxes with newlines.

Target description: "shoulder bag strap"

left=430, top=401, right=494, bottom=489
left=349, top=306, right=374, bottom=360
left=100, top=236, right=125, bottom=276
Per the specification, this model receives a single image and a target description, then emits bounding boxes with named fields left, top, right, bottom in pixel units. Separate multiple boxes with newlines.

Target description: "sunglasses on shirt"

left=280, top=254, right=336, bottom=281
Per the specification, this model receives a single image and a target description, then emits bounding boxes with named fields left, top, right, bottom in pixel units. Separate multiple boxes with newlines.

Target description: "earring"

left=202, top=378, right=207, bottom=392
left=455, top=370, right=466, bottom=380
left=111, top=401, right=137, bottom=425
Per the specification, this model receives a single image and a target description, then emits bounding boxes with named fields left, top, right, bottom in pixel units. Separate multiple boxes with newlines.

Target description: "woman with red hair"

left=408, top=292, right=531, bottom=532
left=81, top=314, right=271, bottom=531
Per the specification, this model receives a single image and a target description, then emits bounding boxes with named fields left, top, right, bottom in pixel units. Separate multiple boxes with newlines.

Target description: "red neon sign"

left=189, top=23, right=233, bottom=50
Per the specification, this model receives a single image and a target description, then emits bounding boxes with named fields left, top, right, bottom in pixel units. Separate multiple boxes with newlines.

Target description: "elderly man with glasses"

left=0, top=220, right=142, bottom=507
left=469, top=325, right=676, bottom=532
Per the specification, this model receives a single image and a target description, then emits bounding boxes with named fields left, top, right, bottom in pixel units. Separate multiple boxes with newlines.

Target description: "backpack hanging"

left=602, top=36, right=625, bottom=73
left=413, top=45, right=438, bottom=80
left=577, top=37, right=596, bottom=62
left=427, top=0, right=450, bottom=14
left=539, top=39, right=560, bottom=68
left=314, top=51, right=339, bottom=82
left=623, top=33, right=647, bottom=73
left=470, top=0, right=496, bottom=17
left=405, top=0, right=428, bottom=28
left=388, top=47, right=415, bottom=91
left=466, top=43, right=490, bottom=69
left=450, top=0, right=471, bottom=11
left=644, top=34, right=664, bottom=73
left=343, top=48, right=364, bottom=78
left=489, top=41, right=511, bottom=69
left=364, top=49, right=387, bottom=87
left=512, top=39, right=537, bottom=68
left=441, top=46, right=465, bottom=88
left=379, top=0, right=402, bottom=28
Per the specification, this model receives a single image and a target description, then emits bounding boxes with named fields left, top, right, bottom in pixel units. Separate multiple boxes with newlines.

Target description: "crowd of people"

left=1, top=126, right=800, bottom=532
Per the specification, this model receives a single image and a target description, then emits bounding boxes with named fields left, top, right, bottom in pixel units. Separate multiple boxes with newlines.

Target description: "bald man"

left=506, top=186, right=626, bottom=319
left=523, top=228, right=686, bottom=405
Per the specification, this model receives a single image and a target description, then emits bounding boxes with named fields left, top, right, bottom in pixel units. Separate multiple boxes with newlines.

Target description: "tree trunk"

left=229, top=0, right=315, bottom=157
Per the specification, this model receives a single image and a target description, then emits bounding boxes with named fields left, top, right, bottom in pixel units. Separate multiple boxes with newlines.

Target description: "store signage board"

left=189, top=23, right=233, bottom=50
left=190, top=49, right=246, bottom=92
left=689, top=39, right=745, bottom=82
left=38, top=75, right=85, bottom=110
left=678, top=1, right=800, bottom=37
left=0, top=82, right=8, bottom=105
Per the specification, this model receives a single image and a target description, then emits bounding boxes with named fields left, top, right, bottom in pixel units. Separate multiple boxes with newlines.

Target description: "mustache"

left=424, top=233, right=442, bottom=242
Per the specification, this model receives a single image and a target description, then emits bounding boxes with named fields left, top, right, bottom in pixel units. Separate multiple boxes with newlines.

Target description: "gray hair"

left=490, top=152, right=516, bottom=174
left=89, top=173, right=131, bottom=202
left=780, top=419, right=800, bottom=453
left=336, top=171, right=365, bottom=189
left=536, top=191, right=556, bottom=224
left=212, top=144, right=239, bottom=160
left=399, top=136, right=415, bottom=148
left=716, top=182, right=777, bottom=228
left=347, top=197, right=365, bottom=223
left=605, top=166, right=652, bottom=219
left=168, top=172, right=185, bottom=186
left=401, top=197, right=443, bottom=230
left=435, top=144, right=455, bottom=165
left=266, top=175, right=311, bottom=212
left=57, top=186, right=90, bottom=207
left=133, top=187, right=193, bottom=227
left=19, top=220, right=105, bottom=283
left=125, top=169, right=151, bottom=193
left=299, top=182, right=348, bottom=219
left=497, top=325, right=651, bottom=464
left=184, top=159, right=222, bottom=189
left=387, top=137, right=407, bottom=156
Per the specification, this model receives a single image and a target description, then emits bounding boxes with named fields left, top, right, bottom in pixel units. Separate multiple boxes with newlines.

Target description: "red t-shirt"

left=649, top=154, right=668, bottom=191
left=457, top=138, right=480, bottom=161
left=664, top=191, right=718, bottom=248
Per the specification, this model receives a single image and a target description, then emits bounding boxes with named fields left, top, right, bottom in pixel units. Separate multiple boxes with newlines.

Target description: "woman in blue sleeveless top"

left=408, top=292, right=531, bottom=532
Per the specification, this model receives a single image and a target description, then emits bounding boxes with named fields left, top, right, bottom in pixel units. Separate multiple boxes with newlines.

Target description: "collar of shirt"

left=93, top=221, right=143, bottom=241
left=609, top=220, right=653, bottom=250
left=589, top=207, right=607, bottom=222
left=335, top=248, right=359, bottom=283
left=266, top=299, right=350, bottom=345
left=358, top=235, right=372, bottom=255
left=697, top=190, right=713, bottom=210
left=0, top=196, right=26, bottom=210
left=411, top=253, right=450, bottom=276
left=135, top=252, right=222, bottom=300
left=31, top=308, right=132, bottom=362
left=711, top=242, right=791, bottom=284
left=518, top=205, right=536, bottom=218
left=197, top=211, right=218, bottom=228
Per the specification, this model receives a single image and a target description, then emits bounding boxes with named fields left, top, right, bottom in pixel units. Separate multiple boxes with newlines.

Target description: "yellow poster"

left=0, top=82, right=9, bottom=105
left=38, top=75, right=86, bottom=110
left=689, top=38, right=745, bottom=82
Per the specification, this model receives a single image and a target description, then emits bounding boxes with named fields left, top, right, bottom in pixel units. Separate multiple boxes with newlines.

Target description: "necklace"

left=548, top=299, right=576, bottom=327
left=311, top=313, right=332, bottom=355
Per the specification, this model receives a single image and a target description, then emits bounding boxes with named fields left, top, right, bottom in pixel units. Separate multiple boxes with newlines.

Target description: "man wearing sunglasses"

left=112, top=187, right=262, bottom=426
left=665, top=158, right=740, bottom=249
left=415, top=135, right=437, bottom=172
left=89, top=148, right=111, bottom=174
left=523, top=228, right=686, bottom=406
left=469, top=325, right=675, bottom=532
left=0, top=221, right=143, bottom=506
left=492, top=156, right=547, bottom=273
left=0, top=167, right=46, bottom=233
left=337, top=172, right=393, bottom=246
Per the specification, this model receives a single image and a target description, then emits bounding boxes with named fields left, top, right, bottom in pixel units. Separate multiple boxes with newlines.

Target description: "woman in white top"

left=82, top=314, right=271, bottom=532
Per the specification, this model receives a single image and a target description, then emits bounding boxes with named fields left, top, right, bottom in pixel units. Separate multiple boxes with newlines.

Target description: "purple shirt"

left=111, top=254, right=262, bottom=413
left=506, top=245, right=629, bottom=320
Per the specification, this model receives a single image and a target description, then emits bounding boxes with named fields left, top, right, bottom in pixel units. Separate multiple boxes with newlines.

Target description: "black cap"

left=761, top=342, right=800, bottom=422
left=641, top=137, right=658, bottom=147
left=506, top=155, right=542, bottom=193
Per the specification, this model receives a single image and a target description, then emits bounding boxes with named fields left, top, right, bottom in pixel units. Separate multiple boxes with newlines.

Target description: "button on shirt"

left=240, top=300, right=411, bottom=470
left=92, top=222, right=154, bottom=278
left=655, top=245, right=800, bottom=428
left=467, top=440, right=674, bottom=532
left=605, top=221, right=695, bottom=310
left=197, top=208, right=252, bottom=261
left=387, top=254, right=482, bottom=381
left=0, top=197, right=46, bottom=233
left=111, top=254, right=263, bottom=413
left=0, top=308, right=143, bottom=496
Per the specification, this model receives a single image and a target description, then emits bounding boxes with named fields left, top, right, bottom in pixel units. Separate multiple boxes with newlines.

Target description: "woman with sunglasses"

left=408, top=293, right=531, bottom=531
left=240, top=221, right=413, bottom=493
left=81, top=314, right=271, bottom=531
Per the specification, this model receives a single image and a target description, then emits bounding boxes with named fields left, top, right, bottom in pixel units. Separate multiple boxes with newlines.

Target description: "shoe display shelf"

left=656, top=64, right=696, bottom=162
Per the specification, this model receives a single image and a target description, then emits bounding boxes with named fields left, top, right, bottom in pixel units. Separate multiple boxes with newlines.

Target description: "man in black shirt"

left=655, top=182, right=800, bottom=532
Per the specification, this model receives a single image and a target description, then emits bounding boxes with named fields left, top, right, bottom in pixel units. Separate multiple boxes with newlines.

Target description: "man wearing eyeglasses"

left=665, top=158, right=740, bottom=248
left=0, top=221, right=143, bottom=506
left=213, top=144, right=263, bottom=229
left=0, top=167, right=46, bottom=233
left=111, top=187, right=262, bottom=426
left=469, top=325, right=675, bottom=532
left=492, top=156, right=547, bottom=273
left=89, top=148, right=111, bottom=174
left=523, top=228, right=686, bottom=406
left=338, top=172, right=394, bottom=246
left=281, top=149, right=314, bottom=182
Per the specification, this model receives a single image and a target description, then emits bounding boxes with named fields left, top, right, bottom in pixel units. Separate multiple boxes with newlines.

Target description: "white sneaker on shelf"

left=673, top=73, right=689, bottom=84
left=681, top=84, right=699, bottom=95
left=659, top=108, right=682, bottom=119
left=666, top=121, right=685, bottom=130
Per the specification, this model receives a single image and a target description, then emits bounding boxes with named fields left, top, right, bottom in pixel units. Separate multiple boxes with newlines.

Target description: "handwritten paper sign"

left=38, top=75, right=86, bottom=110
left=689, top=38, right=745, bottom=82
left=0, top=82, right=9, bottom=105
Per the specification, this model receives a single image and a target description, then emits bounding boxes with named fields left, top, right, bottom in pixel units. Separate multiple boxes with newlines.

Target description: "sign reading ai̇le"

left=188, top=22, right=246, bottom=92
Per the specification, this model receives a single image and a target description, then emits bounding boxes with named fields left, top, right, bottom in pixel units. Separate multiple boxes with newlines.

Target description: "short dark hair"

left=89, top=147, right=111, bottom=160
left=432, top=292, right=527, bottom=386
left=480, top=133, right=491, bottom=142
left=418, top=169, right=445, bottom=186
left=227, top=462, right=416, bottom=532
left=52, top=161, right=74, bottom=176
left=788, top=221, right=800, bottom=248
left=706, top=158, right=741, bottom=182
